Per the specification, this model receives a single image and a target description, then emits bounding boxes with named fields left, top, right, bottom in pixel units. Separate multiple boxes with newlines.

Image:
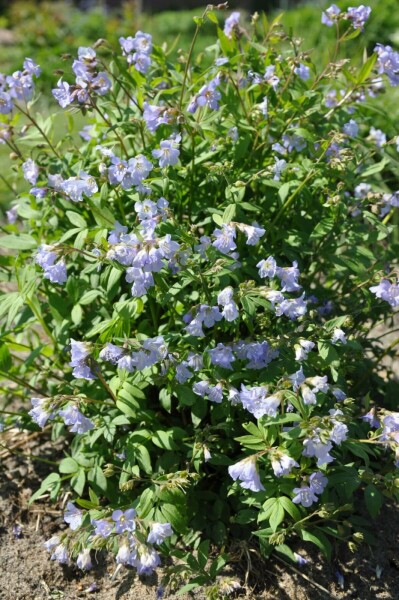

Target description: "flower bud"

left=120, top=480, right=135, bottom=492
left=103, top=464, right=115, bottom=477
left=348, top=541, right=357, bottom=553
left=269, top=532, right=285, bottom=545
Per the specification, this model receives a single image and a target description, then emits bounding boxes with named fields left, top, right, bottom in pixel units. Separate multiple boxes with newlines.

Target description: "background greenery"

left=1, top=0, right=399, bottom=208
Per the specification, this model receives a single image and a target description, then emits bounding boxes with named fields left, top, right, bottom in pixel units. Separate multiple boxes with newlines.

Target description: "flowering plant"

left=1, top=3, right=399, bottom=596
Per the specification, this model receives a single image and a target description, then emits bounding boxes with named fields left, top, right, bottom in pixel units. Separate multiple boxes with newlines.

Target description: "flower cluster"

left=99, top=336, right=168, bottom=373
left=45, top=502, right=173, bottom=574
left=34, top=244, right=67, bottom=285
left=4, top=4, right=399, bottom=589
left=120, top=31, right=153, bottom=73
left=370, top=278, right=399, bottom=307
left=0, top=58, right=40, bottom=114
left=29, top=397, right=94, bottom=433
left=52, top=46, right=111, bottom=107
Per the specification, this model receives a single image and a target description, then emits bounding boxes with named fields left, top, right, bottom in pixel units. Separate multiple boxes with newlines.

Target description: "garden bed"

left=1, top=431, right=398, bottom=599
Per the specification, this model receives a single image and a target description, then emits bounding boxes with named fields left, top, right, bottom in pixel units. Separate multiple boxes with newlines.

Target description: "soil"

left=0, top=428, right=398, bottom=600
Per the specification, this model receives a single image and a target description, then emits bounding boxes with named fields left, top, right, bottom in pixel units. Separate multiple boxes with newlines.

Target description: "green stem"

left=16, top=104, right=62, bottom=159
left=179, top=7, right=209, bottom=111
left=0, top=442, right=59, bottom=465
left=0, top=370, right=44, bottom=395
left=95, top=368, right=117, bottom=404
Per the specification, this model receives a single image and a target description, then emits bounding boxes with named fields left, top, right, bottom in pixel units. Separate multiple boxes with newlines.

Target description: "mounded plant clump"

left=1, top=4, right=399, bottom=597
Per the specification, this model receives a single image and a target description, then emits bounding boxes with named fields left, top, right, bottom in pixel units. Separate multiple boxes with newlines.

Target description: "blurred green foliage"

left=0, top=2, right=216, bottom=86
left=1, top=0, right=399, bottom=208
left=282, top=0, right=399, bottom=62
left=1, top=1, right=399, bottom=86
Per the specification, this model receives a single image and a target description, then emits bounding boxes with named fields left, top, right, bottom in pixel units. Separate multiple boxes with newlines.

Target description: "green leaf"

left=176, top=583, right=201, bottom=596
left=71, top=469, right=86, bottom=496
left=159, top=388, right=172, bottom=412
left=152, top=430, right=178, bottom=451
left=301, top=529, right=332, bottom=560
left=278, top=182, right=291, bottom=203
left=66, top=210, right=87, bottom=228
left=161, top=503, right=187, bottom=533
left=88, top=465, right=108, bottom=493
left=0, top=234, right=37, bottom=250
left=29, top=473, right=61, bottom=505
left=79, top=290, right=103, bottom=305
left=360, top=157, right=390, bottom=178
left=89, top=487, right=99, bottom=506
left=275, top=544, right=297, bottom=563
left=107, top=267, right=122, bottom=292
left=222, top=203, right=237, bottom=223
left=175, top=385, right=197, bottom=407
left=117, top=396, right=139, bottom=417
left=76, top=499, right=97, bottom=509
left=135, top=444, right=152, bottom=474
left=71, top=303, right=83, bottom=326
left=136, top=487, right=155, bottom=518
left=356, top=53, right=377, bottom=85
left=207, top=11, right=218, bottom=25
left=364, top=484, right=383, bottom=518
left=318, top=341, right=339, bottom=364
left=270, top=499, right=285, bottom=532
left=197, top=539, right=210, bottom=570
left=217, top=27, right=233, bottom=55
left=279, top=496, right=301, bottom=520
left=59, top=457, right=79, bottom=474
left=0, top=343, right=12, bottom=371
left=209, top=554, right=228, bottom=578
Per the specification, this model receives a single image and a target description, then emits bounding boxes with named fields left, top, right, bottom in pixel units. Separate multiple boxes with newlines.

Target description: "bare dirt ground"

left=0, top=429, right=398, bottom=600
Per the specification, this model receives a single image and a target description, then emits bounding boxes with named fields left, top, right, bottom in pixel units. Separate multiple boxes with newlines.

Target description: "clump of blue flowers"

left=1, top=4, right=399, bottom=594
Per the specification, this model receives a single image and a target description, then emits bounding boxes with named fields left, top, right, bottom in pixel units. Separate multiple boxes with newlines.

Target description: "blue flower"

left=147, top=522, right=173, bottom=545
left=52, top=79, right=73, bottom=108
left=239, top=384, right=280, bottom=419
left=346, top=5, right=371, bottom=30
left=51, top=544, right=69, bottom=564
left=276, top=261, right=302, bottom=292
left=309, top=471, right=328, bottom=495
left=99, top=343, right=124, bottom=365
left=143, top=102, right=170, bottom=132
left=112, top=508, right=137, bottom=533
left=212, top=224, right=237, bottom=254
left=29, top=397, right=55, bottom=428
left=370, top=279, right=399, bottom=307
left=224, top=11, right=240, bottom=38
left=91, top=518, right=114, bottom=537
left=271, top=453, right=299, bottom=477
left=64, top=501, right=83, bottom=531
left=23, top=58, right=41, bottom=78
left=135, top=547, right=161, bottom=575
left=76, top=548, right=92, bottom=571
left=257, top=256, right=277, bottom=279
left=374, top=44, right=399, bottom=87
left=208, top=343, right=235, bottom=370
left=69, top=339, right=96, bottom=380
left=292, top=486, right=318, bottom=507
left=228, top=456, right=265, bottom=492
left=152, top=134, right=181, bottom=168
left=59, top=404, right=94, bottom=434
left=294, top=64, right=310, bottom=81
left=217, top=287, right=239, bottom=322
left=22, top=159, right=39, bottom=185
left=321, top=4, right=341, bottom=27
left=343, top=119, right=359, bottom=137
left=302, top=434, right=334, bottom=467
